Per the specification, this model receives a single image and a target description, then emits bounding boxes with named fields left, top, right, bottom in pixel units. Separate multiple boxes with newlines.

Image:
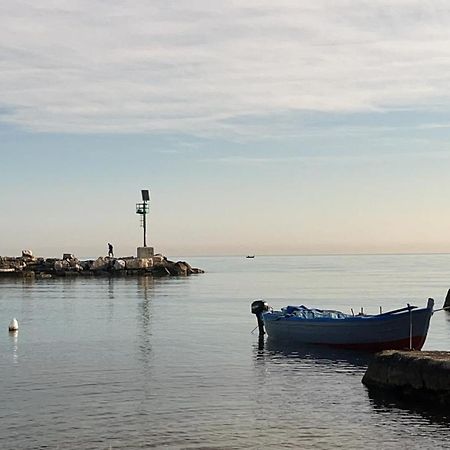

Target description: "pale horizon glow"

left=2, top=1, right=450, bottom=257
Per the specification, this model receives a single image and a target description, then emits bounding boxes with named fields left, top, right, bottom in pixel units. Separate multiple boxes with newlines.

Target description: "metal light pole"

left=136, top=190, right=150, bottom=247
left=143, top=208, right=147, bottom=247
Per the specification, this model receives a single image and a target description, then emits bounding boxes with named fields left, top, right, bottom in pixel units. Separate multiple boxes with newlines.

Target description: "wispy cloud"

left=201, top=149, right=450, bottom=165
left=2, top=1, right=450, bottom=135
left=418, top=122, right=450, bottom=129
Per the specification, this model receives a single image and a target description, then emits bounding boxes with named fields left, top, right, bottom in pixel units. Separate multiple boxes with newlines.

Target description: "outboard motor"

left=251, top=300, right=269, bottom=335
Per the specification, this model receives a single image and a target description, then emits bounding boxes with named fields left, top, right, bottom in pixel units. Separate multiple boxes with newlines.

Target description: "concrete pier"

left=362, top=350, right=450, bottom=406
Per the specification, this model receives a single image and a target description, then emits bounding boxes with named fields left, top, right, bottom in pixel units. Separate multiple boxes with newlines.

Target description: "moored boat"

left=251, top=298, right=435, bottom=352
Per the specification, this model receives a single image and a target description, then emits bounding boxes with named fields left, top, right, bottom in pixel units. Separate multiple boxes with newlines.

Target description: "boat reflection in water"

left=254, top=335, right=372, bottom=373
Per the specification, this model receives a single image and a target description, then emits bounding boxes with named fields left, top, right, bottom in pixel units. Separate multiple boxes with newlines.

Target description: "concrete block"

left=137, top=247, right=154, bottom=258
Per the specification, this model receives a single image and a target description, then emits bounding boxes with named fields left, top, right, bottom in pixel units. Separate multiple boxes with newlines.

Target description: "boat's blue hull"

left=262, top=300, right=434, bottom=351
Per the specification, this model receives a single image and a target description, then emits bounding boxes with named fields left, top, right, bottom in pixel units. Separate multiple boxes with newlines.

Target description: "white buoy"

left=8, top=318, right=18, bottom=332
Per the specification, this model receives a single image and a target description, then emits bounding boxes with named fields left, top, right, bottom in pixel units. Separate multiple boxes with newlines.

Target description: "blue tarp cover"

left=281, top=305, right=350, bottom=319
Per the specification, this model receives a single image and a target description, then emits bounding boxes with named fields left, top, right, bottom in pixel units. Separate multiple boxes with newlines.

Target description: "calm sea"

left=1, top=254, right=450, bottom=449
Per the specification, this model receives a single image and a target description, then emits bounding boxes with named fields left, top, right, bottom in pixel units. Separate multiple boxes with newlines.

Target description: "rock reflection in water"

left=367, top=386, right=450, bottom=426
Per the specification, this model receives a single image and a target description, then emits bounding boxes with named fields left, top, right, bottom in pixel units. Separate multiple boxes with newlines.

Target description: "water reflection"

left=254, top=336, right=372, bottom=371
left=367, top=387, right=450, bottom=427
left=105, top=277, right=115, bottom=322
left=108, top=277, right=114, bottom=300
left=137, top=276, right=153, bottom=327
left=8, top=330, right=19, bottom=364
left=137, top=276, right=154, bottom=368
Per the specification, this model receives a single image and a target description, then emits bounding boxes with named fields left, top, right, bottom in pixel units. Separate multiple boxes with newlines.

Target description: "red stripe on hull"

left=329, top=335, right=427, bottom=352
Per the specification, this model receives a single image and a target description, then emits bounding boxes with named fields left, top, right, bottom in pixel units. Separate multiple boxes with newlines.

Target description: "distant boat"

left=251, top=298, right=434, bottom=352
left=246, top=255, right=255, bottom=259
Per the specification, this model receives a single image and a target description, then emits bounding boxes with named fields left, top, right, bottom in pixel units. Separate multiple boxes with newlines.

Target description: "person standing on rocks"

left=108, top=243, right=114, bottom=258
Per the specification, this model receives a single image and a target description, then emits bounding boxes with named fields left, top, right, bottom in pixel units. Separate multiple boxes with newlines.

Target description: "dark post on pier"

left=136, top=189, right=150, bottom=247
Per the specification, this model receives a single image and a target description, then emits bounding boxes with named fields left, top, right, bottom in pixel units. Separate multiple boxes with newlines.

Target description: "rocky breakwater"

left=362, top=350, right=450, bottom=407
left=0, top=251, right=204, bottom=278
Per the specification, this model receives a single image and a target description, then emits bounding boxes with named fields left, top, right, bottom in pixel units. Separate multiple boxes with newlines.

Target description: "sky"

left=2, top=1, right=450, bottom=257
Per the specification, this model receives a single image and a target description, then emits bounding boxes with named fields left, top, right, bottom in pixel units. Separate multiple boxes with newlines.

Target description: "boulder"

left=80, top=260, right=94, bottom=270
left=172, top=261, right=189, bottom=276
left=113, top=259, right=126, bottom=270
left=152, top=255, right=166, bottom=264
left=45, top=258, right=59, bottom=265
left=152, top=265, right=171, bottom=276
left=25, top=258, right=51, bottom=273
left=171, top=260, right=204, bottom=275
left=125, top=258, right=151, bottom=270
left=54, top=260, right=70, bottom=271
left=68, top=258, right=81, bottom=268
left=91, top=257, right=108, bottom=271
left=22, top=249, right=33, bottom=258
left=0, top=257, right=25, bottom=271
left=175, top=261, right=204, bottom=274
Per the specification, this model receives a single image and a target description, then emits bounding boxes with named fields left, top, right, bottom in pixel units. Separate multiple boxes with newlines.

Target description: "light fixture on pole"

left=136, top=190, right=150, bottom=247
